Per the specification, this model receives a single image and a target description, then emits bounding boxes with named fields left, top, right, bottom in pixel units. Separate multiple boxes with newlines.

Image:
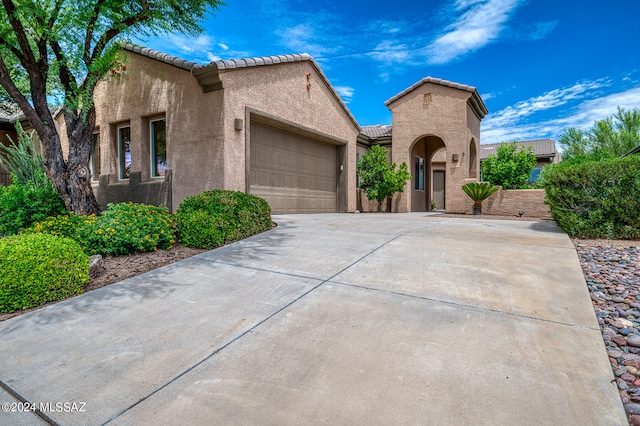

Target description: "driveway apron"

left=0, top=214, right=626, bottom=425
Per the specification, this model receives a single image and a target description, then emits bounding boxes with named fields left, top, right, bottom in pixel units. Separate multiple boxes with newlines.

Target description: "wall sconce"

left=452, top=153, right=459, bottom=162
left=234, top=118, right=243, bottom=131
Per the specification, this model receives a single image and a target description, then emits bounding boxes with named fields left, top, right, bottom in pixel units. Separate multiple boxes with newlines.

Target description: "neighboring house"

left=479, top=139, right=562, bottom=183
left=0, top=105, right=20, bottom=186
left=8, top=44, right=489, bottom=214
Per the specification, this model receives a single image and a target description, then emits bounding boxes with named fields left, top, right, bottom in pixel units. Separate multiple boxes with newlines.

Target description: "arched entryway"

left=410, top=135, right=446, bottom=211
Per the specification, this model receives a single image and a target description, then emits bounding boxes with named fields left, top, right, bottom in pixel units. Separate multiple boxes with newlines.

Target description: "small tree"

left=481, top=142, right=536, bottom=189
left=357, top=145, right=411, bottom=212
left=461, top=182, right=498, bottom=215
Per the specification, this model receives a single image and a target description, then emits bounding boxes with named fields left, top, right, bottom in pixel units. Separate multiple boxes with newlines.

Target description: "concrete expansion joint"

left=328, top=281, right=600, bottom=331
left=0, top=379, right=59, bottom=425
left=103, top=230, right=412, bottom=423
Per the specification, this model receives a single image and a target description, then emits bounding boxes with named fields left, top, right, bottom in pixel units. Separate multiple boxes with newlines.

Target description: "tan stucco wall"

left=218, top=61, right=360, bottom=212
left=471, top=188, right=550, bottom=218
left=86, top=52, right=224, bottom=210
left=388, top=82, right=481, bottom=213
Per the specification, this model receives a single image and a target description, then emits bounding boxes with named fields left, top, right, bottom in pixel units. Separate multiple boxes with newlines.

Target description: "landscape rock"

left=89, top=254, right=103, bottom=276
left=577, top=243, right=640, bottom=423
left=628, top=335, right=640, bottom=348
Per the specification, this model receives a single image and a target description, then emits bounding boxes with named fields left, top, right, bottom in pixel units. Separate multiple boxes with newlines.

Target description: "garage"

left=249, top=122, right=337, bottom=213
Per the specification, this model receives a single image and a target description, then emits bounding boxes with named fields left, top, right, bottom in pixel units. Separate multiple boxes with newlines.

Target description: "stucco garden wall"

left=462, top=183, right=550, bottom=218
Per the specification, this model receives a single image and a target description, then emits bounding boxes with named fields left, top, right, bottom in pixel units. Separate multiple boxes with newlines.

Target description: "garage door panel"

left=250, top=122, right=337, bottom=213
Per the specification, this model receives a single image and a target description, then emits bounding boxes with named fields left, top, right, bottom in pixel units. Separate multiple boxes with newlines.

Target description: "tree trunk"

left=62, top=108, right=100, bottom=215
left=35, top=105, right=101, bottom=216
left=473, top=201, right=482, bottom=215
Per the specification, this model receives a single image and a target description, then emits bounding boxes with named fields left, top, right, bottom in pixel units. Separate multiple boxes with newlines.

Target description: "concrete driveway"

left=0, top=213, right=626, bottom=425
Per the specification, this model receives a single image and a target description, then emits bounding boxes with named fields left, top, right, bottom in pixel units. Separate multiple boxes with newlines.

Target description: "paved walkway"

left=0, top=214, right=626, bottom=425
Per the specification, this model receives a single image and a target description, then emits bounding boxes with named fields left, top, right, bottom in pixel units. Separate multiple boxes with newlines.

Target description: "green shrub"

left=481, top=142, right=537, bottom=189
left=0, top=233, right=89, bottom=313
left=24, top=203, right=175, bottom=256
left=23, top=213, right=98, bottom=239
left=540, top=155, right=640, bottom=239
left=176, top=190, right=271, bottom=249
left=77, top=203, right=175, bottom=256
left=0, top=179, right=67, bottom=237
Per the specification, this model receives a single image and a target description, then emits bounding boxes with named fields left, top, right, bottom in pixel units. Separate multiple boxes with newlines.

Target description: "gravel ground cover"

left=576, top=239, right=640, bottom=424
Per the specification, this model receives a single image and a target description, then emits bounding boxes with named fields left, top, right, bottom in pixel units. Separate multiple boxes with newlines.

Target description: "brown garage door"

left=249, top=122, right=337, bottom=213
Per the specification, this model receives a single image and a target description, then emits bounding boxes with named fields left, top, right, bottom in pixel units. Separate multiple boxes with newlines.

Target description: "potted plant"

left=461, top=182, right=499, bottom=215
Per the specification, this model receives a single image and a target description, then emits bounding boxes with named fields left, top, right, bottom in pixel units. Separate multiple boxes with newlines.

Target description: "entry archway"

left=410, top=135, right=446, bottom=212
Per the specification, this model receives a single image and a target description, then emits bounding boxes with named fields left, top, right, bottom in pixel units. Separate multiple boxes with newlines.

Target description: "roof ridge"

left=121, top=43, right=201, bottom=71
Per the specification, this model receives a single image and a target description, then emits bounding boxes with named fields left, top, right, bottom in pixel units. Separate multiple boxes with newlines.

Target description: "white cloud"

left=207, top=52, right=221, bottom=62
left=168, top=35, right=215, bottom=54
left=481, top=83, right=640, bottom=144
left=334, top=86, right=355, bottom=103
left=218, top=43, right=229, bottom=51
left=367, top=40, right=413, bottom=65
left=425, top=0, right=522, bottom=64
left=276, top=23, right=341, bottom=59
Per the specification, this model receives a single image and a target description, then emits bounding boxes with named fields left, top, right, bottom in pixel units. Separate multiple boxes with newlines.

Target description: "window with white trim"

left=90, top=132, right=100, bottom=181
left=150, top=119, right=166, bottom=178
left=118, top=126, right=131, bottom=180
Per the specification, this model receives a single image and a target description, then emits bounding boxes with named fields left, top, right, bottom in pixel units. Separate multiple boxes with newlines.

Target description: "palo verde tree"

left=356, top=144, right=411, bottom=212
left=559, top=107, right=640, bottom=162
left=0, top=0, right=224, bottom=215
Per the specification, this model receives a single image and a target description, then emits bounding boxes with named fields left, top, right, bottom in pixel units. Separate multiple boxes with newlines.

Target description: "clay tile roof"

left=385, top=76, right=476, bottom=106
left=212, top=53, right=313, bottom=70
left=480, top=139, right=557, bottom=160
left=122, top=43, right=200, bottom=71
left=360, top=125, right=392, bottom=139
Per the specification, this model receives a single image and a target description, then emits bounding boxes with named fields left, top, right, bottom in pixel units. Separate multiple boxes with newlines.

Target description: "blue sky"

left=138, top=0, right=640, bottom=145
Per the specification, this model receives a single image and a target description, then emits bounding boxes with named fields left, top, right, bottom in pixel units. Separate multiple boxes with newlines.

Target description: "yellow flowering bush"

left=77, top=203, right=175, bottom=256
left=25, top=203, right=175, bottom=256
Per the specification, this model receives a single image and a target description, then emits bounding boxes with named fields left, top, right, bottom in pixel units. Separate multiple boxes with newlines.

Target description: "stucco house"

left=480, top=139, right=562, bottom=182
left=4, top=44, right=490, bottom=214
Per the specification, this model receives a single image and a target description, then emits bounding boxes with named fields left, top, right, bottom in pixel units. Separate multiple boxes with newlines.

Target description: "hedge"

left=0, top=233, right=89, bottom=313
left=176, top=190, right=272, bottom=249
left=540, top=155, right=640, bottom=239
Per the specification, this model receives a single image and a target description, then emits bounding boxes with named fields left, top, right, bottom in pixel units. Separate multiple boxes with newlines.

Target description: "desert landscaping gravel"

left=575, top=239, right=640, bottom=425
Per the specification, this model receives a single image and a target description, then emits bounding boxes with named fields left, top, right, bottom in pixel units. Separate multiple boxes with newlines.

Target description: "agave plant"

left=461, top=182, right=499, bottom=215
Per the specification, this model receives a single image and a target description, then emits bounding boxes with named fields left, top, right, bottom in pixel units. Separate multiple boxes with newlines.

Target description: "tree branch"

left=49, top=38, right=78, bottom=96
left=90, top=2, right=151, bottom=64
left=1, top=0, right=38, bottom=71
left=83, top=0, right=107, bottom=65
left=0, top=55, right=45, bottom=136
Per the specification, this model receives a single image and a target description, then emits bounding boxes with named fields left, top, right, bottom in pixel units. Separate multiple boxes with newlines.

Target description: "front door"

left=433, top=170, right=445, bottom=210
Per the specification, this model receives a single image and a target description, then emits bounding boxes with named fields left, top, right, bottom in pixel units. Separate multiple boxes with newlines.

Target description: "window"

left=118, top=126, right=131, bottom=179
left=529, top=167, right=541, bottom=183
left=414, top=156, right=425, bottom=191
left=356, top=152, right=360, bottom=188
left=150, top=119, right=166, bottom=177
left=90, top=133, right=100, bottom=181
